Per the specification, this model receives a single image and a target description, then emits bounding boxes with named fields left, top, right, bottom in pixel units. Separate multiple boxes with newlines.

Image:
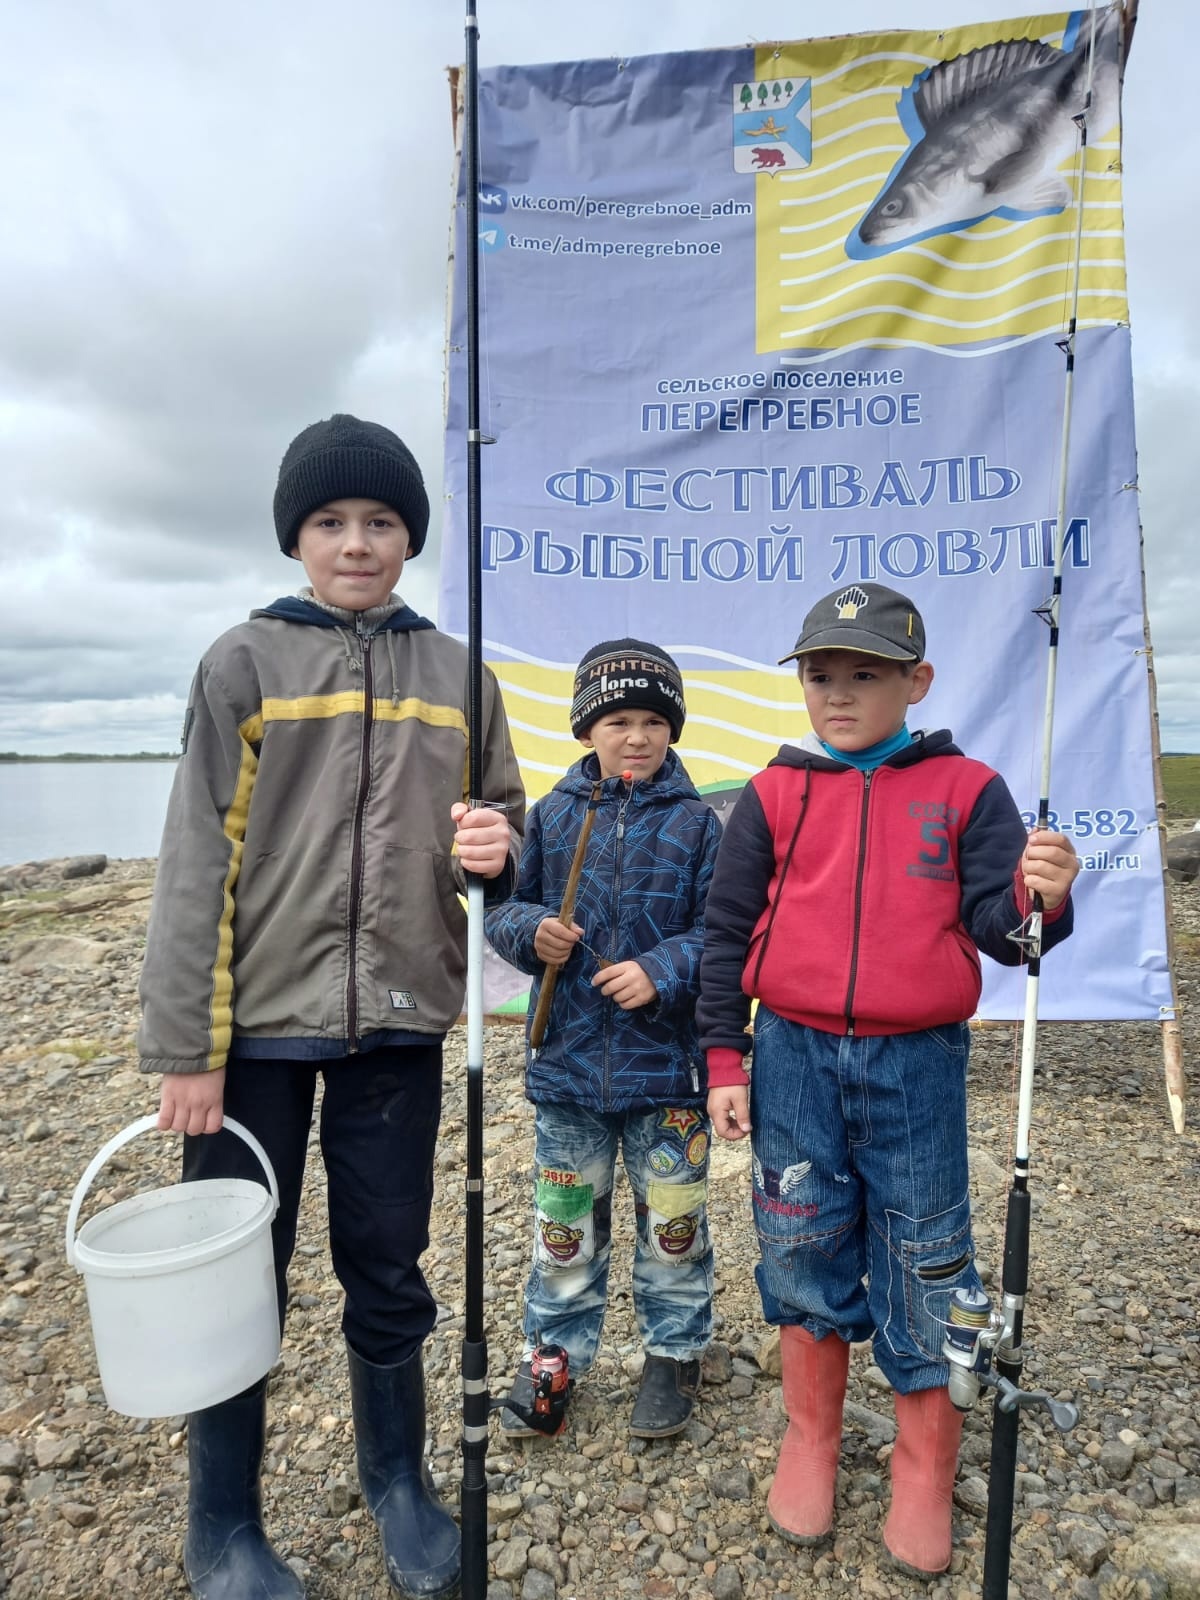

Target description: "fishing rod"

left=529, top=780, right=605, bottom=1053
left=940, top=9, right=1105, bottom=1595
left=459, top=0, right=489, bottom=1594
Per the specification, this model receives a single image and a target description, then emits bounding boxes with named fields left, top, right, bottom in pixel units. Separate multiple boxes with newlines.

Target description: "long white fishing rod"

left=979, top=8, right=1102, bottom=1594
left=459, top=5, right=490, bottom=1598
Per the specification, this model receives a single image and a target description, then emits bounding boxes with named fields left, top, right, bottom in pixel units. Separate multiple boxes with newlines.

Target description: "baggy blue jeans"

left=748, top=1005, right=983, bottom=1393
left=520, top=1101, right=714, bottom=1376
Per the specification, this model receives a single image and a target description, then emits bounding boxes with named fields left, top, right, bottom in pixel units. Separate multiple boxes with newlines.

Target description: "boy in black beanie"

left=486, top=639, right=721, bottom=1439
left=139, top=414, right=525, bottom=1600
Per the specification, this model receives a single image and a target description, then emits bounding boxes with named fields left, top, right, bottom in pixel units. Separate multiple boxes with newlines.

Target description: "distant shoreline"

left=0, top=753, right=179, bottom=764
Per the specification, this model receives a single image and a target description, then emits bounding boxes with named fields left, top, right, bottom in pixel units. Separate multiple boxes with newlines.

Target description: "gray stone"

left=710, top=1467, right=753, bottom=1501
left=521, top=1570, right=556, bottom=1600
left=59, top=1502, right=97, bottom=1528
left=527, top=1543, right=558, bottom=1579
left=1098, top=1439, right=1135, bottom=1480
left=843, top=1400, right=896, bottom=1445
left=954, top=1475, right=989, bottom=1515
left=12, top=934, right=109, bottom=974
left=494, top=1535, right=531, bottom=1582
left=62, top=855, right=108, bottom=880
left=1166, top=833, right=1200, bottom=883
left=702, top=1344, right=733, bottom=1385
left=1064, top=1522, right=1111, bottom=1575
left=527, top=1502, right=561, bottom=1542
left=1131, top=1525, right=1200, bottom=1594
left=712, top=1563, right=744, bottom=1600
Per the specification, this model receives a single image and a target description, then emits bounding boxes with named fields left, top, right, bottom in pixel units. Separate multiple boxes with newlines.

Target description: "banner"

left=442, top=6, right=1173, bottom=1021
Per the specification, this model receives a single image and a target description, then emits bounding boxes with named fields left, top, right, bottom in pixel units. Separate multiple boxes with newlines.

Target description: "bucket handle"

left=65, top=1114, right=280, bottom=1268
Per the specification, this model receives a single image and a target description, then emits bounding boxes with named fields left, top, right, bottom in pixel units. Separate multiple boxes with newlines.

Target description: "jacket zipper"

left=602, top=784, right=630, bottom=1106
left=843, top=769, right=874, bottom=1035
left=346, top=619, right=376, bottom=1050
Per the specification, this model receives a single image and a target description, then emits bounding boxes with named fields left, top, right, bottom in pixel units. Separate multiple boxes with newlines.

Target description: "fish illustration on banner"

left=851, top=8, right=1121, bottom=255
left=443, top=7, right=1171, bottom=1028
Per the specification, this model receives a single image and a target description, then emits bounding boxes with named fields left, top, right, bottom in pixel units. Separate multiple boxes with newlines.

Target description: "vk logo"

left=478, top=184, right=507, bottom=213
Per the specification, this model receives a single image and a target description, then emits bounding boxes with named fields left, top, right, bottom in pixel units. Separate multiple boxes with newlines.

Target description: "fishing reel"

left=942, top=1287, right=1079, bottom=1432
left=492, top=1343, right=571, bottom=1436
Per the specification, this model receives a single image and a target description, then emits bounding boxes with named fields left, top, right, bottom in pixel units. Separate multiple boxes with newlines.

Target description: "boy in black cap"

left=140, top=414, right=524, bottom=1600
left=486, top=639, right=722, bottom=1438
left=698, top=582, right=1079, bottom=1577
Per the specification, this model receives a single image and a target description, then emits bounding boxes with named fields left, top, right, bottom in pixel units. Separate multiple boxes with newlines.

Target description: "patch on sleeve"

left=180, top=705, right=194, bottom=754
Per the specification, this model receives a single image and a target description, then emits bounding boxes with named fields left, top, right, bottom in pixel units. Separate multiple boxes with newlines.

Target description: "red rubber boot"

left=882, top=1386, right=964, bottom=1577
left=766, top=1327, right=850, bottom=1545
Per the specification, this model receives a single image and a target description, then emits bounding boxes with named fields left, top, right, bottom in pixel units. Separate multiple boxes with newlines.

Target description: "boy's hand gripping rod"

left=529, top=780, right=605, bottom=1052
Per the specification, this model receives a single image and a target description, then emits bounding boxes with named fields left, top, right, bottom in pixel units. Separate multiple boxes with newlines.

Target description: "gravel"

left=1, top=848, right=1198, bottom=1600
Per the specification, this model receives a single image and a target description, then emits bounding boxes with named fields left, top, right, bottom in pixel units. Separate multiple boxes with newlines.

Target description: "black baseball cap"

left=779, top=582, right=926, bottom=664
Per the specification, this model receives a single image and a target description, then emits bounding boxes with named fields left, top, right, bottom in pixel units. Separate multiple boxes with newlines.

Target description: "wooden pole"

left=529, top=781, right=604, bottom=1051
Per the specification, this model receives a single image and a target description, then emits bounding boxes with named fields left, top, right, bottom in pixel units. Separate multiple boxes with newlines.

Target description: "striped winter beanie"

left=570, top=639, right=686, bottom=743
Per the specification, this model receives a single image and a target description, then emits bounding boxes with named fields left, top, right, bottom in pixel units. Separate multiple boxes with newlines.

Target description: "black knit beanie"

left=273, top=414, right=431, bottom=558
left=570, top=639, right=686, bottom=743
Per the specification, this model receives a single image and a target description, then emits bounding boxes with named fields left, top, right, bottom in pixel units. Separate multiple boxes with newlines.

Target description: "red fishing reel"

left=494, top=1343, right=571, bottom=1436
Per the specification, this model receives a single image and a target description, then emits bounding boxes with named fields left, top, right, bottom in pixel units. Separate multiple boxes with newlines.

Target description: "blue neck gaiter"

left=820, top=724, right=913, bottom=772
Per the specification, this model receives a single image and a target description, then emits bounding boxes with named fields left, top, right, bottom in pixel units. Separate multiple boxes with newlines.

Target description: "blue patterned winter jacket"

left=485, top=749, right=722, bottom=1114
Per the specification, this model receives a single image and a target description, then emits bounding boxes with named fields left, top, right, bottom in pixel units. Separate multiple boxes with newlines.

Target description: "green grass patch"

left=1162, top=754, right=1200, bottom=821
left=37, top=1038, right=109, bottom=1062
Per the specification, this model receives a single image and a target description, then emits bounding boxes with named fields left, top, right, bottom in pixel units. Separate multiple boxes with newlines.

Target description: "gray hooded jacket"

left=138, top=594, right=524, bottom=1073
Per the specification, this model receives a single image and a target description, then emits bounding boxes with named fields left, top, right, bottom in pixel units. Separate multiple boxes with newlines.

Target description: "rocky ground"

left=1, top=849, right=1198, bottom=1600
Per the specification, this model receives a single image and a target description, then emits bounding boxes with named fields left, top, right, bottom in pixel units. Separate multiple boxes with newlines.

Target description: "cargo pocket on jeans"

left=534, top=1176, right=595, bottom=1272
left=645, top=1179, right=707, bottom=1265
left=889, top=1211, right=976, bottom=1365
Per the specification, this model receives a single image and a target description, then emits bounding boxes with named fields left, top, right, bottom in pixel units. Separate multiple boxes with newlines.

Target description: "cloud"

left=1, top=0, right=1195, bottom=754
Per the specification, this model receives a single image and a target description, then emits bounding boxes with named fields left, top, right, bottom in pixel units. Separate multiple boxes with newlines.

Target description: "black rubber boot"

left=346, top=1343, right=461, bottom=1599
left=630, top=1355, right=702, bottom=1439
left=183, top=1379, right=304, bottom=1599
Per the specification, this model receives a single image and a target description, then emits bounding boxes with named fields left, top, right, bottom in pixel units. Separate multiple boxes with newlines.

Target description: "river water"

left=0, top=761, right=178, bottom=867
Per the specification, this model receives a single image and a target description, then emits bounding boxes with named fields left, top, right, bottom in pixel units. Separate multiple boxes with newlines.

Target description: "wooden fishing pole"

left=529, top=780, right=605, bottom=1051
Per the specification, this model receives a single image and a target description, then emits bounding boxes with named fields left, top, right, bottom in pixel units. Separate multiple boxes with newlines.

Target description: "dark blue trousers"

left=183, top=1046, right=443, bottom=1366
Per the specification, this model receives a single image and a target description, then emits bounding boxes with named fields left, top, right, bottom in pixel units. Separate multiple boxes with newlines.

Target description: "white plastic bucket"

left=65, top=1114, right=281, bottom=1418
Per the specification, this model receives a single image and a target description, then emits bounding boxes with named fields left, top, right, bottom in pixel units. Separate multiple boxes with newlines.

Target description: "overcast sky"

left=2, top=1, right=1193, bottom=755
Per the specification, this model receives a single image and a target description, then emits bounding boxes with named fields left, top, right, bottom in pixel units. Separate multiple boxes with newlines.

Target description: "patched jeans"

left=749, top=1006, right=983, bottom=1394
left=520, top=1101, right=714, bottom=1375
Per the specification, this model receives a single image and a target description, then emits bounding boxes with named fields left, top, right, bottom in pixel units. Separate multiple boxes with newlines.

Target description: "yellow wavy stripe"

left=258, top=693, right=466, bottom=733
left=753, top=20, right=1127, bottom=352
left=492, top=664, right=808, bottom=800
left=208, top=726, right=259, bottom=1071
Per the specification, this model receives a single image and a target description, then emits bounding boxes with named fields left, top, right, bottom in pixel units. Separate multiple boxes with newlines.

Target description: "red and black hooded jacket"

left=697, top=730, right=1073, bottom=1081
